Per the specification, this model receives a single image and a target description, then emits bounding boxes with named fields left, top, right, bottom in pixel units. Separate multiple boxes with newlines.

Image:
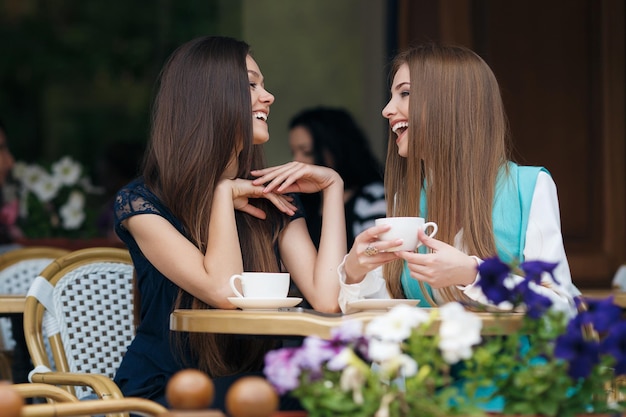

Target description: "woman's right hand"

left=343, top=224, right=402, bottom=284
left=218, top=178, right=297, bottom=219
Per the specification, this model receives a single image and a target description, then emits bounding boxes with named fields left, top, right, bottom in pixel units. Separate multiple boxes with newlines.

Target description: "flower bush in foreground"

left=263, top=258, right=626, bottom=417
left=265, top=302, right=485, bottom=417
left=467, top=257, right=626, bottom=417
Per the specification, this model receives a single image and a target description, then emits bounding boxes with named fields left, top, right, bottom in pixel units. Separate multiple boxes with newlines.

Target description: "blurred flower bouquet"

left=263, top=258, right=626, bottom=417
left=7, top=156, right=102, bottom=239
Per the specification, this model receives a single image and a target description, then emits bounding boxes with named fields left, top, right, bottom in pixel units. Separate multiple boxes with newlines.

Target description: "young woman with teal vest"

left=337, top=43, right=580, bottom=312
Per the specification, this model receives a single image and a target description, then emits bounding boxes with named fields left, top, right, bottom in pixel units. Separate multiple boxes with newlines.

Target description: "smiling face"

left=246, top=55, right=275, bottom=145
left=382, top=63, right=410, bottom=158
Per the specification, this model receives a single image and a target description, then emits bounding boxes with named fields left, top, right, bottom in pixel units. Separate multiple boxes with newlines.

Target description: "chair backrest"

left=0, top=247, right=69, bottom=350
left=24, top=247, right=135, bottom=399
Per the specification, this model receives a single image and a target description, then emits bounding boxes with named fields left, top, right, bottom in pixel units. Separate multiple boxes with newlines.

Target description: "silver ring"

left=364, top=245, right=379, bottom=256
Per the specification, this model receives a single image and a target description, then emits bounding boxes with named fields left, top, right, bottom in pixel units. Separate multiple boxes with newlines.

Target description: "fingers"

left=237, top=204, right=267, bottom=219
left=251, top=162, right=337, bottom=194
left=352, top=224, right=401, bottom=262
left=417, top=229, right=443, bottom=250
left=252, top=162, right=305, bottom=193
left=265, top=193, right=297, bottom=215
left=230, top=178, right=298, bottom=216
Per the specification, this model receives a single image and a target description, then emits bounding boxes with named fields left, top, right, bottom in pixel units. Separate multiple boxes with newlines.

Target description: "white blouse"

left=337, top=172, right=580, bottom=313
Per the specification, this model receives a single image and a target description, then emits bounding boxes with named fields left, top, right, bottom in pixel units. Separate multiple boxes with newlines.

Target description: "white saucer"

left=227, top=297, right=303, bottom=310
left=345, top=299, right=420, bottom=313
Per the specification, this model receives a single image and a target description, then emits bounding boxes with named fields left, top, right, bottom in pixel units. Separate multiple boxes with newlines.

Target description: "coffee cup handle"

left=416, top=222, right=438, bottom=248
left=229, top=274, right=244, bottom=298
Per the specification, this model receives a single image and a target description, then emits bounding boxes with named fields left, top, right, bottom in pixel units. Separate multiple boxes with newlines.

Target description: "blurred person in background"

left=0, top=119, right=18, bottom=250
left=288, top=107, right=386, bottom=251
left=0, top=118, right=30, bottom=388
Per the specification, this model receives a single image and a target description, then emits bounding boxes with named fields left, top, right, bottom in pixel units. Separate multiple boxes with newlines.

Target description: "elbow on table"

left=309, top=299, right=341, bottom=314
left=198, top=288, right=239, bottom=310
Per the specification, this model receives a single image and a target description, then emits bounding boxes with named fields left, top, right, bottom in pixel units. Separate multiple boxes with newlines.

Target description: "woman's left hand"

left=395, top=230, right=478, bottom=288
left=251, top=162, right=342, bottom=194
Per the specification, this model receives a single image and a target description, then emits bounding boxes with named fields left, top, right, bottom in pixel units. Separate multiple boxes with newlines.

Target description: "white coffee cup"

left=229, top=272, right=290, bottom=298
left=374, top=217, right=438, bottom=252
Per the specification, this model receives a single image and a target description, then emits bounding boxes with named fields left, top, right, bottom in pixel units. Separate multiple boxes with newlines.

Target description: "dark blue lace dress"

left=112, top=178, right=303, bottom=410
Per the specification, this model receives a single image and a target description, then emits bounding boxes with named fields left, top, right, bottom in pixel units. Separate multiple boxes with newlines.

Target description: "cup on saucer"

left=229, top=272, right=290, bottom=299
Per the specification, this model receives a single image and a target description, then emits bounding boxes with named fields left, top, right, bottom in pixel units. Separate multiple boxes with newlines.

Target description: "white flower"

left=31, top=173, right=61, bottom=202
left=327, top=347, right=355, bottom=371
left=377, top=352, right=417, bottom=380
left=11, top=161, right=28, bottom=182
left=438, top=302, right=482, bottom=364
left=52, top=156, right=82, bottom=186
left=368, top=338, right=402, bottom=363
left=59, top=191, right=86, bottom=229
left=21, top=164, right=49, bottom=190
left=366, top=303, right=430, bottom=343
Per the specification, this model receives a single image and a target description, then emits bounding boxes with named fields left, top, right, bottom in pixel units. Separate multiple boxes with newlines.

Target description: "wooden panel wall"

left=396, top=0, right=625, bottom=288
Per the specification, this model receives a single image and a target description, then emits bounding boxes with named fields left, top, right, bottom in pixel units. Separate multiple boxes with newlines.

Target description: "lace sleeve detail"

left=114, top=180, right=162, bottom=230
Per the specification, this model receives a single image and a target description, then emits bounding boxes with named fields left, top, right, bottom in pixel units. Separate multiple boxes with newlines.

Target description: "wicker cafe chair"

left=23, top=247, right=135, bottom=404
left=10, top=383, right=167, bottom=417
left=0, top=247, right=70, bottom=380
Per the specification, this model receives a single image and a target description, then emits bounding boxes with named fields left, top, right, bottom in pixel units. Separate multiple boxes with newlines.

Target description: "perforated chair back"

left=0, top=247, right=69, bottom=350
left=24, top=247, right=135, bottom=400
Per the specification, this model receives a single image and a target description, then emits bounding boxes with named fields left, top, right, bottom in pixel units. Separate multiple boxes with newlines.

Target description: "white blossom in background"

left=438, top=302, right=482, bottom=364
left=9, top=156, right=101, bottom=237
left=59, top=191, right=86, bottom=229
left=21, top=164, right=49, bottom=191
left=11, top=161, right=28, bottom=182
left=31, top=173, right=61, bottom=202
left=52, top=156, right=82, bottom=185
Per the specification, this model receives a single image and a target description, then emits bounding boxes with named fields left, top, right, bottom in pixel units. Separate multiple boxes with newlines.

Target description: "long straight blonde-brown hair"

left=384, top=43, right=511, bottom=303
left=142, top=36, right=286, bottom=376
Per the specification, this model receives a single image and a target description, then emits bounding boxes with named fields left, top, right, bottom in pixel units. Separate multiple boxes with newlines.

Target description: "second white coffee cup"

left=229, top=272, right=290, bottom=298
left=375, top=217, right=438, bottom=252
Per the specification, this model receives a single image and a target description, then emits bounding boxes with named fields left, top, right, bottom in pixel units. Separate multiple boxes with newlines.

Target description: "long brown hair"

left=143, top=36, right=285, bottom=376
left=383, top=43, right=511, bottom=303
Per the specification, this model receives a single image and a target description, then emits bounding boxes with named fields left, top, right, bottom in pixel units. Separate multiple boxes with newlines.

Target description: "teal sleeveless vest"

left=401, top=162, right=548, bottom=305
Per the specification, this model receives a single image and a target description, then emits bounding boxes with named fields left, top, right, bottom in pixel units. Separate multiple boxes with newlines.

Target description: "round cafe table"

left=170, top=308, right=524, bottom=339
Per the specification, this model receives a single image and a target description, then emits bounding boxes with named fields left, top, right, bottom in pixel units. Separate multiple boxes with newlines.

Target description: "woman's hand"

left=218, top=178, right=297, bottom=219
left=343, top=224, right=401, bottom=284
left=251, top=162, right=342, bottom=195
left=395, top=230, right=478, bottom=288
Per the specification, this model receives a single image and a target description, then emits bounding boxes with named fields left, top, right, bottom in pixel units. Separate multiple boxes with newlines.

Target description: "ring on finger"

left=364, top=245, right=379, bottom=256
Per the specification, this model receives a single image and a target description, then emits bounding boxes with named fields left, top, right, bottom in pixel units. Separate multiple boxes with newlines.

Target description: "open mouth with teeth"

left=253, top=112, right=267, bottom=122
left=391, top=121, right=408, bottom=136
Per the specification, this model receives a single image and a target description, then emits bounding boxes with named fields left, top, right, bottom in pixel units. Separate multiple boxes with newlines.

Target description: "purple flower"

left=520, top=260, right=560, bottom=286
left=554, top=326, right=600, bottom=379
left=578, top=296, right=622, bottom=333
left=264, top=347, right=304, bottom=394
left=297, top=337, right=342, bottom=376
left=477, top=257, right=513, bottom=304
left=517, top=283, right=553, bottom=319
left=600, top=321, right=626, bottom=375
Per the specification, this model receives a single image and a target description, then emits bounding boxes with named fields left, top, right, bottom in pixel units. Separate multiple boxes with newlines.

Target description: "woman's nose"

left=382, top=100, right=394, bottom=119
left=261, top=88, right=275, bottom=104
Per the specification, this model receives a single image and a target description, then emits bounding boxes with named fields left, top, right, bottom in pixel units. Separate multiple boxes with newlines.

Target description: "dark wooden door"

left=396, top=0, right=625, bottom=288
